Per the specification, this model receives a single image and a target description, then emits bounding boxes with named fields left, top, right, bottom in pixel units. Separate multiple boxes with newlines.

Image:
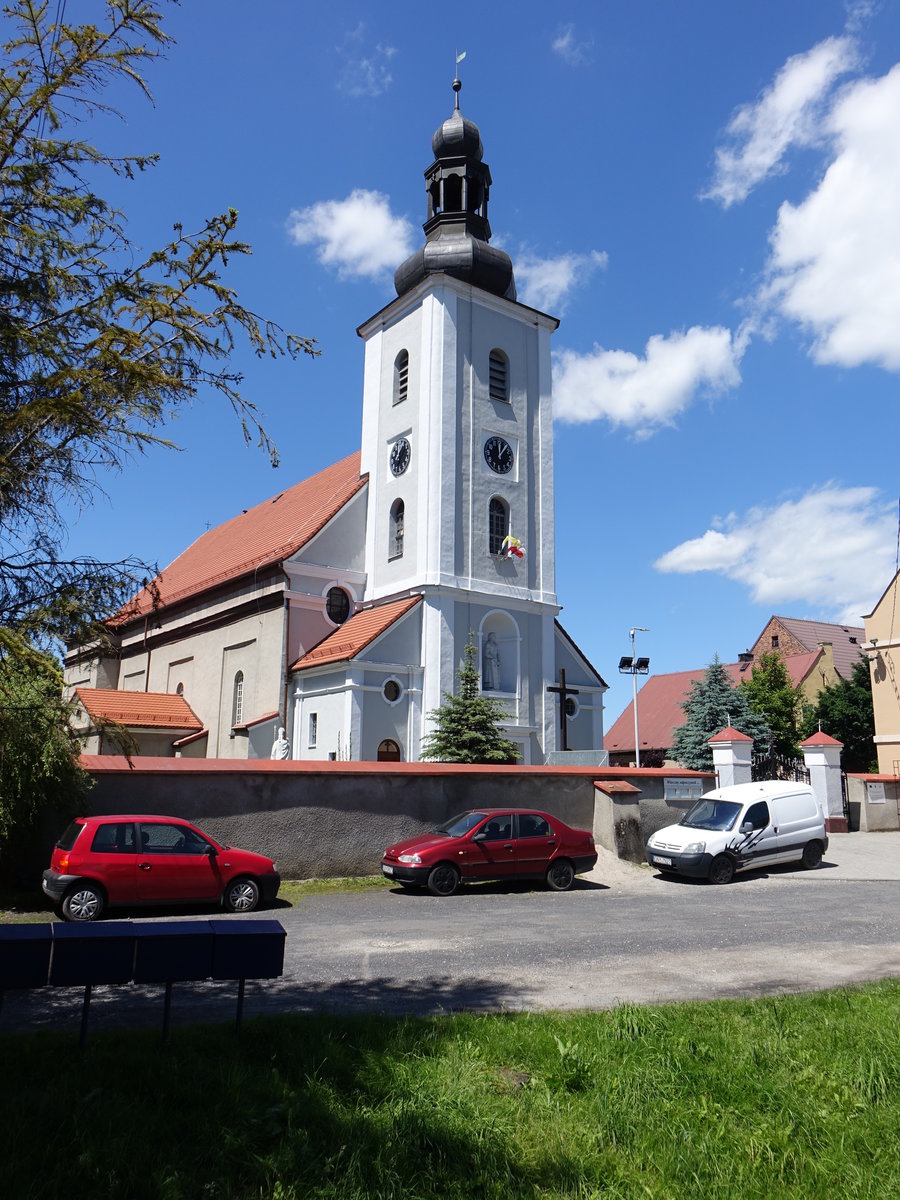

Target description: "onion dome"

left=394, top=77, right=515, bottom=302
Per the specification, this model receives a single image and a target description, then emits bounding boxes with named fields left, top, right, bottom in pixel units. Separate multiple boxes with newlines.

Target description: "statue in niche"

left=483, top=632, right=501, bottom=691
left=270, top=726, right=291, bottom=760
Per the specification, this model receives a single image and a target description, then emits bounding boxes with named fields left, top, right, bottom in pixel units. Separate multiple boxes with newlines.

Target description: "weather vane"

left=454, top=49, right=466, bottom=107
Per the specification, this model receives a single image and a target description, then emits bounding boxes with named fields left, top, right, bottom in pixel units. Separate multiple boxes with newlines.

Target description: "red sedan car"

left=42, top=815, right=280, bottom=921
left=381, top=808, right=598, bottom=896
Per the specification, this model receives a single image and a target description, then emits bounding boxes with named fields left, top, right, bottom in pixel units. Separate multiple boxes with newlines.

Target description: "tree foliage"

left=739, top=651, right=803, bottom=760
left=800, top=656, right=877, bottom=774
left=671, top=655, right=771, bottom=771
left=0, top=0, right=316, bottom=655
left=420, top=635, right=520, bottom=764
left=0, top=631, right=89, bottom=869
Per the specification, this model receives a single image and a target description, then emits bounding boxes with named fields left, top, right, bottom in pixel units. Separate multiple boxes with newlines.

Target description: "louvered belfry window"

left=489, top=350, right=509, bottom=402
left=394, top=350, right=409, bottom=405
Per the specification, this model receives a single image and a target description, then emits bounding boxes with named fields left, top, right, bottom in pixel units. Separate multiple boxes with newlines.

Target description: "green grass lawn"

left=3, top=981, right=899, bottom=1199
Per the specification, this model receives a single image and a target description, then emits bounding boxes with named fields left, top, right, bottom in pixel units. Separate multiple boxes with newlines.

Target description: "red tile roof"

left=604, top=653, right=821, bottom=756
left=112, top=452, right=365, bottom=624
left=74, top=688, right=203, bottom=731
left=291, top=596, right=422, bottom=670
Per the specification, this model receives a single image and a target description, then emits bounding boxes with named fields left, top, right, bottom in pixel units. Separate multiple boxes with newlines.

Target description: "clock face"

left=390, top=437, right=411, bottom=476
left=483, top=435, right=514, bottom=475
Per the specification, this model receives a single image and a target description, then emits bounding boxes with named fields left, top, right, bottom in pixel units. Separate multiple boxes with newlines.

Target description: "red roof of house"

left=291, top=595, right=422, bottom=670
left=604, top=653, right=821, bottom=756
left=74, top=688, right=203, bottom=731
left=112, top=452, right=365, bottom=624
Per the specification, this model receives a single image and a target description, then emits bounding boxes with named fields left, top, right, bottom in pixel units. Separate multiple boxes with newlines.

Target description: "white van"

left=645, top=780, right=828, bottom=884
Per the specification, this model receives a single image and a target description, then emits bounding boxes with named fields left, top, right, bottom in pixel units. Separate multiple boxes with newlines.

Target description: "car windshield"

left=679, top=799, right=742, bottom=831
left=437, top=811, right=487, bottom=838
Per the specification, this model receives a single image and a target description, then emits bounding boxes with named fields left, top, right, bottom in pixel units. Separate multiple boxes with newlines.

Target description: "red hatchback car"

left=381, top=808, right=598, bottom=896
left=42, top=815, right=280, bottom=921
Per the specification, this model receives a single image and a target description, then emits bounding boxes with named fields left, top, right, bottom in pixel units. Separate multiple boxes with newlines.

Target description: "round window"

left=326, top=586, right=351, bottom=625
left=383, top=679, right=402, bottom=703
left=565, top=697, right=579, bottom=718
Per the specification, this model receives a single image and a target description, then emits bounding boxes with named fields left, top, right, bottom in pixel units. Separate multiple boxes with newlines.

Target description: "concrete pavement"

left=588, top=830, right=900, bottom=889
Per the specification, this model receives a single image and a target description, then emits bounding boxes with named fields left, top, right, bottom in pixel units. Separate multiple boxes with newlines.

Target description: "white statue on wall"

left=270, top=726, right=291, bottom=760
left=483, top=632, right=501, bottom=691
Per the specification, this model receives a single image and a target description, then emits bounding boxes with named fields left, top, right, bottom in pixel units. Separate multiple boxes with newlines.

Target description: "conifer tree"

left=420, top=635, right=519, bottom=764
left=671, top=655, right=770, bottom=771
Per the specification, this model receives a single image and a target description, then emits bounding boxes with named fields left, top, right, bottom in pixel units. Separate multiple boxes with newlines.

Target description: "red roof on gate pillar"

left=708, top=726, right=753, bottom=744
left=800, top=731, right=844, bottom=749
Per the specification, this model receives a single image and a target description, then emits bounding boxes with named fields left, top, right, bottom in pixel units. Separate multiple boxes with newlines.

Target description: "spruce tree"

left=420, top=635, right=519, bottom=764
left=671, top=655, right=770, bottom=770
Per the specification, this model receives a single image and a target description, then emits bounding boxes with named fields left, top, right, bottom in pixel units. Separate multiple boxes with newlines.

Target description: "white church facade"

left=64, top=82, right=607, bottom=765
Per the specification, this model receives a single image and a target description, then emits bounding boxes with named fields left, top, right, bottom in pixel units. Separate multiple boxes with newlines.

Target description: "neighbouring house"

left=863, top=570, right=900, bottom=775
left=63, top=82, right=607, bottom=764
left=604, top=615, right=864, bottom=768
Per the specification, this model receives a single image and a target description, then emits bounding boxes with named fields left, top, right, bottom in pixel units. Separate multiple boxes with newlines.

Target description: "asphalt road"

left=4, top=834, right=900, bottom=1034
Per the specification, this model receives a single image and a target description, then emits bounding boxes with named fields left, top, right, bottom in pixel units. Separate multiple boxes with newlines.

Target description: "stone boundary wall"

left=21, top=758, right=714, bottom=882
left=846, top=775, right=900, bottom=832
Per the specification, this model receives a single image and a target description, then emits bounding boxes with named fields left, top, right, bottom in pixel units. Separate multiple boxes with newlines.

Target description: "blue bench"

left=0, top=918, right=286, bottom=1045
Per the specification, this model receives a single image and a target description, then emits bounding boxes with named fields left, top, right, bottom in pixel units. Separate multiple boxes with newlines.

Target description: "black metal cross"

left=548, top=668, right=579, bottom=752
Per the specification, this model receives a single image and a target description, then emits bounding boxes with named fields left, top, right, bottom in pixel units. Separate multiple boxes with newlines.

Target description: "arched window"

left=489, top=349, right=509, bottom=402
left=377, top=738, right=402, bottom=762
left=393, top=349, right=409, bottom=405
left=326, top=586, right=351, bottom=625
left=489, top=497, right=508, bottom=556
left=389, top=499, right=404, bottom=561
left=231, top=671, right=244, bottom=727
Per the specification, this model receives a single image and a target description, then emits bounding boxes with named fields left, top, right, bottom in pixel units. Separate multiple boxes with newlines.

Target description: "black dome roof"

left=431, top=109, right=483, bottom=162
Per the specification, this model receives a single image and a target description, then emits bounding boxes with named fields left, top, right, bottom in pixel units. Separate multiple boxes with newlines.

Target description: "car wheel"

left=546, top=858, right=575, bottom=891
left=708, top=854, right=735, bottom=885
left=61, top=883, right=104, bottom=922
left=426, top=864, right=460, bottom=897
left=224, top=877, right=260, bottom=913
left=801, top=841, right=824, bottom=869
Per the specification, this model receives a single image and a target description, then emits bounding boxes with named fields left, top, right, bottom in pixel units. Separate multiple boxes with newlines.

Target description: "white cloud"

left=704, top=36, right=857, bottom=207
left=516, top=250, right=607, bottom=313
left=287, top=189, right=414, bottom=281
left=552, top=24, right=594, bottom=66
left=654, top=485, right=896, bottom=623
left=336, top=26, right=396, bottom=97
left=761, top=64, right=900, bottom=371
left=553, top=325, right=745, bottom=435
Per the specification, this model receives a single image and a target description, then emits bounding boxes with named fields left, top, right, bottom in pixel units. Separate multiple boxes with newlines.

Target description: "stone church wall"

left=17, top=760, right=709, bottom=886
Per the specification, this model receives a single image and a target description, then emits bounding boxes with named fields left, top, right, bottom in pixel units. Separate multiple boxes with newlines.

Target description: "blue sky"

left=59, top=0, right=900, bottom=728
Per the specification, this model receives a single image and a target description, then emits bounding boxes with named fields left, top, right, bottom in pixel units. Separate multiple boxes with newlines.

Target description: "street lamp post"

left=618, top=627, right=650, bottom=767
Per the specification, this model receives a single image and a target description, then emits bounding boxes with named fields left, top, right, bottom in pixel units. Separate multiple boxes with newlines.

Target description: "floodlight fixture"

left=618, top=656, right=634, bottom=672
left=635, top=656, right=650, bottom=673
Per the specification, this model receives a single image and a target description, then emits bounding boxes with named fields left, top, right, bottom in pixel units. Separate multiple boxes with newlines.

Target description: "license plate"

left=382, top=864, right=394, bottom=876
left=653, top=856, right=673, bottom=866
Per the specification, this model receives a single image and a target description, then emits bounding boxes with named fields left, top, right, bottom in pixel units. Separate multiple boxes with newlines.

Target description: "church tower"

left=358, top=78, right=562, bottom=762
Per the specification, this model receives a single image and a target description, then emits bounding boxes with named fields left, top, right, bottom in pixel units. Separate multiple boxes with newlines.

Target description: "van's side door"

left=732, top=801, right=783, bottom=869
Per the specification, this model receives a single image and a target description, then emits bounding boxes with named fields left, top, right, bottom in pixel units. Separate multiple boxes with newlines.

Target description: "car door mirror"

left=740, top=821, right=754, bottom=835
left=204, top=844, right=218, bottom=857
left=471, top=831, right=486, bottom=842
